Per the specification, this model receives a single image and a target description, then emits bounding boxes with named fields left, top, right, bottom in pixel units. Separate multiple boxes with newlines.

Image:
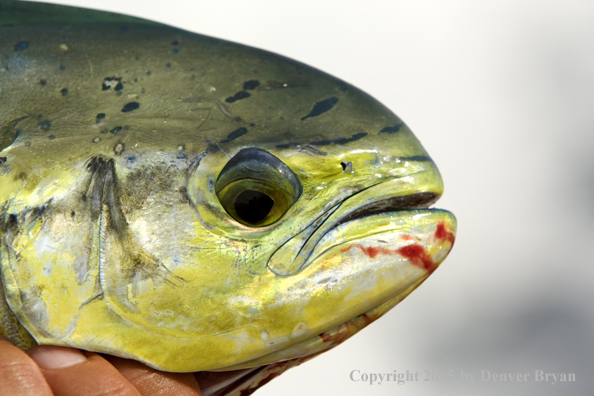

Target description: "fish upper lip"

left=329, top=192, right=440, bottom=231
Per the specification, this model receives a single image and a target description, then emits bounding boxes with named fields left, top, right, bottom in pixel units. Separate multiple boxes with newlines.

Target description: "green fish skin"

left=0, top=0, right=456, bottom=391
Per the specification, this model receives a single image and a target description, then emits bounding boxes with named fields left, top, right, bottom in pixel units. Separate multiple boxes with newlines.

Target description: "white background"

left=24, top=1, right=594, bottom=395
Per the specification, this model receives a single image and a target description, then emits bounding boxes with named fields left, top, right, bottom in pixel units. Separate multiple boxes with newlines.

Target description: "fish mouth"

left=330, top=192, right=439, bottom=229
left=267, top=172, right=444, bottom=276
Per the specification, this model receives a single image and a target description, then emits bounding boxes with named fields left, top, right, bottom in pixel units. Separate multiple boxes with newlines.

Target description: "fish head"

left=176, top=85, right=456, bottom=371
left=0, top=3, right=456, bottom=373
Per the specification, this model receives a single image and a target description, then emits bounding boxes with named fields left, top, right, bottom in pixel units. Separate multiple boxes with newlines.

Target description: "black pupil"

left=234, top=190, right=274, bottom=224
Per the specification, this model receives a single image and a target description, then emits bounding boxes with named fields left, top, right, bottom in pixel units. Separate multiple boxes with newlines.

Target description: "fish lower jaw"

left=309, top=208, right=456, bottom=270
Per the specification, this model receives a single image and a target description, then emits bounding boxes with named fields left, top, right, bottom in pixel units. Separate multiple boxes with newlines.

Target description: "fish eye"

left=215, top=148, right=302, bottom=227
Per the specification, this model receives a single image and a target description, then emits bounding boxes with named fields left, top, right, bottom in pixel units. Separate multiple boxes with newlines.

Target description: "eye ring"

left=215, top=148, right=301, bottom=227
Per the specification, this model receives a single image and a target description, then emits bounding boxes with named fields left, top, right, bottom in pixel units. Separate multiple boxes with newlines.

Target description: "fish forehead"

left=0, top=8, right=424, bottom=162
left=0, top=10, right=428, bottom=214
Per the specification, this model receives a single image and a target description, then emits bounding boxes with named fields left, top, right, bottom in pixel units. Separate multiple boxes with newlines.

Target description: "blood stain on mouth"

left=341, top=243, right=436, bottom=273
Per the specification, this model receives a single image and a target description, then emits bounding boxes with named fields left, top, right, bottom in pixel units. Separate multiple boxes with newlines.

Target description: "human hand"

left=0, top=335, right=202, bottom=396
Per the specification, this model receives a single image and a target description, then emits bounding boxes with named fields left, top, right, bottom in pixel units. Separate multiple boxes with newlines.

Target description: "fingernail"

left=29, top=346, right=88, bottom=369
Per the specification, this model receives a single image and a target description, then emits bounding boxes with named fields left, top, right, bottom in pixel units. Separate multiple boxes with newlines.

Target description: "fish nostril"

left=340, top=161, right=353, bottom=172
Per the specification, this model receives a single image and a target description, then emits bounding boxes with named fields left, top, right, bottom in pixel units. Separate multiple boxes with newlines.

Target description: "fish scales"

left=0, top=1, right=456, bottom=395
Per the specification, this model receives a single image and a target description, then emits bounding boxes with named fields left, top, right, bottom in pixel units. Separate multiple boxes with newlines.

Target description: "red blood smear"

left=362, top=313, right=374, bottom=326
left=340, top=245, right=392, bottom=258
left=320, top=323, right=351, bottom=346
left=396, top=244, right=436, bottom=273
left=435, top=222, right=455, bottom=244
left=320, top=313, right=379, bottom=347
left=341, top=243, right=436, bottom=273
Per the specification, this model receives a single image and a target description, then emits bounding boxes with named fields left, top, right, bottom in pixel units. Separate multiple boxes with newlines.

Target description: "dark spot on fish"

left=110, top=126, right=123, bottom=134
left=243, top=80, right=260, bottom=90
left=301, top=97, right=339, bottom=121
left=403, top=155, right=433, bottom=162
left=133, top=78, right=138, bottom=82
left=225, top=91, right=251, bottom=103
left=146, top=71, right=151, bottom=76
left=172, top=48, right=179, bottom=54
left=48, top=135, right=55, bottom=140
left=60, top=88, right=68, bottom=96
left=250, top=123, right=255, bottom=127
left=221, top=127, right=248, bottom=143
left=39, top=79, right=47, bottom=86
left=341, top=161, right=353, bottom=172
left=141, top=88, right=146, bottom=94
left=127, top=156, right=136, bottom=163
left=0, top=157, right=7, bottom=165
left=39, top=120, right=51, bottom=131
left=310, top=133, right=367, bottom=146
left=8, top=214, right=18, bottom=226
left=59, top=64, right=66, bottom=71
left=119, top=25, right=129, bottom=32
left=81, top=193, right=87, bottom=202
left=14, top=41, right=29, bottom=52
left=172, top=40, right=179, bottom=45
left=96, top=113, right=106, bottom=123
left=71, top=211, right=76, bottom=217
left=178, top=186, right=189, bottom=203
left=102, top=77, right=122, bottom=91
left=379, top=122, right=404, bottom=134
left=166, top=62, right=172, bottom=68
left=121, top=102, right=140, bottom=113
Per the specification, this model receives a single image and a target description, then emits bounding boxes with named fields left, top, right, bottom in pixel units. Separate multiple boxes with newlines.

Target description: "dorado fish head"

left=0, top=1, right=456, bottom=374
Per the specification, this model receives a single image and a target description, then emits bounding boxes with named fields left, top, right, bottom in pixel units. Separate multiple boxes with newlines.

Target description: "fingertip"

left=0, top=336, right=53, bottom=396
left=29, top=345, right=88, bottom=369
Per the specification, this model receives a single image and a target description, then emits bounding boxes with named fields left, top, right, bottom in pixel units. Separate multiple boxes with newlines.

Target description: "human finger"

left=106, top=355, right=202, bottom=396
left=29, top=346, right=141, bottom=396
left=0, top=335, right=53, bottom=396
